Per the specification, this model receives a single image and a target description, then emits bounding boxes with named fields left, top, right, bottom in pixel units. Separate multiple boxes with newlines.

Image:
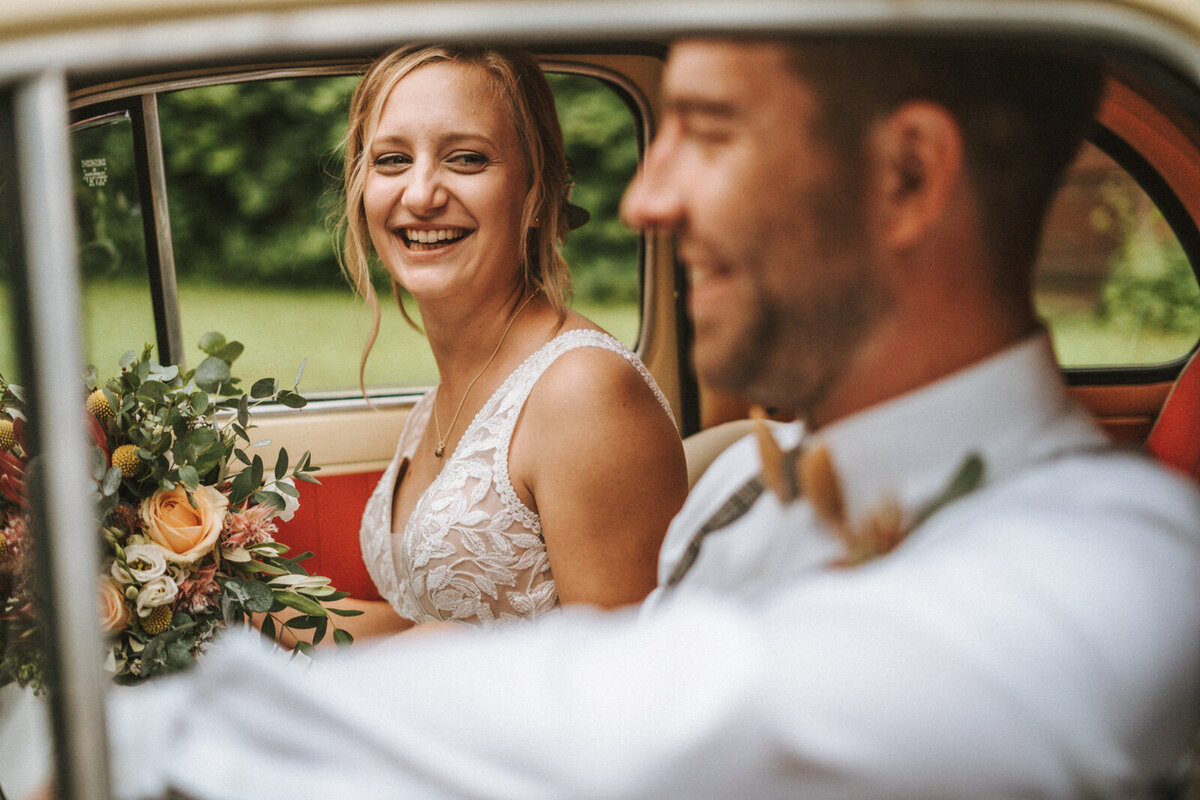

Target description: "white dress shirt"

left=108, top=335, right=1200, bottom=799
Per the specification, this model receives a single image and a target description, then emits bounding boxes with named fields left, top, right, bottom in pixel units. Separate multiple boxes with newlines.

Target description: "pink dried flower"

left=1, top=514, right=29, bottom=569
left=176, top=562, right=221, bottom=615
left=221, top=504, right=278, bottom=549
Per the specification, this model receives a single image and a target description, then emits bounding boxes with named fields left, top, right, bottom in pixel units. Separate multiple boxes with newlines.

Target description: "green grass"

left=3, top=279, right=1196, bottom=388
left=1035, top=291, right=1198, bottom=367
left=1041, top=311, right=1196, bottom=367
left=0, top=280, right=641, bottom=393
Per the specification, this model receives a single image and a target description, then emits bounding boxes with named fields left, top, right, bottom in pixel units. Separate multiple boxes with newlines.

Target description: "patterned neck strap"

left=665, top=442, right=989, bottom=588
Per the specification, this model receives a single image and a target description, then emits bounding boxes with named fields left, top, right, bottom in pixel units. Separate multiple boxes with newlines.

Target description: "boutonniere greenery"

left=751, top=411, right=985, bottom=567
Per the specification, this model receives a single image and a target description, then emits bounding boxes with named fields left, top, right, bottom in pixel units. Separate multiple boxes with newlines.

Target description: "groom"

left=104, top=37, right=1200, bottom=798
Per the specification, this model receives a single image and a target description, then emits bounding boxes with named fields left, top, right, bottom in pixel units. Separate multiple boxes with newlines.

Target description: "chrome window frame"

left=5, top=3, right=1200, bottom=798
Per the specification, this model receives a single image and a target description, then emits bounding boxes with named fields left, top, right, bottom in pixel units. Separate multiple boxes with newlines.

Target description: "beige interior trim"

left=250, top=405, right=411, bottom=476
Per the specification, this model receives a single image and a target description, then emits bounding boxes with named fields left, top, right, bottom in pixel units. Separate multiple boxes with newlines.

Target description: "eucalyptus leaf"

left=198, top=331, right=226, bottom=355
left=274, top=448, right=288, bottom=480
left=250, top=377, right=277, bottom=399
left=216, top=341, right=245, bottom=364
left=241, top=580, right=275, bottom=614
left=255, top=490, right=286, bottom=513
left=178, top=464, right=200, bottom=490
left=276, top=591, right=326, bottom=617
left=275, top=390, right=307, bottom=409
left=101, top=465, right=123, bottom=497
left=228, top=469, right=256, bottom=505
left=250, top=455, right=264, bottom=488
left=194, top=355, right=232, bottom=393
left=333, top=628, right=354, bottom=647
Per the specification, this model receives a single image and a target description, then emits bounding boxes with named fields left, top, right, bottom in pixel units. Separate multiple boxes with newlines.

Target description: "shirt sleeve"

left=107, top=493, right=1200, bottom=800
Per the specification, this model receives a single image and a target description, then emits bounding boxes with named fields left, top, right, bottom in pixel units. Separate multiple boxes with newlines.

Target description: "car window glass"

left=155, top=71, right=640, bottom=397
left=1034, top=139, right=1200, bottom=368
left=72, top=112, right=158, bottom=372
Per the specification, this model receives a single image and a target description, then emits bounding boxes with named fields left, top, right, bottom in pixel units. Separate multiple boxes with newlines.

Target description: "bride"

left=338, top=45, right=688, bottom=633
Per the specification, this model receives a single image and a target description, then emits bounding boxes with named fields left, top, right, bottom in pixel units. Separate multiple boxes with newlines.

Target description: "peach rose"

left=140, top=484, right=228, bottom=563
left=99, top=577, right=130, bottom=633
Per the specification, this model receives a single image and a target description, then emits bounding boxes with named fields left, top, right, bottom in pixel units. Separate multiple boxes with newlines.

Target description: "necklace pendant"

left=434, top=443, right=445, bottom=458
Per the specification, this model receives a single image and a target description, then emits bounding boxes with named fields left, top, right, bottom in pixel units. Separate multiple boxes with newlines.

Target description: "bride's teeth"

left=405, top=229, right=463, bottom=245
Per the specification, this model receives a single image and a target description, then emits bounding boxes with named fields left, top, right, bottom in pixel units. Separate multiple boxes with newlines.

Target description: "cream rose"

left=123, top=543, right=169, bottom=582
left=135, top=575, right=178, bottom=618
left=140, top=484, right=228, bottom=563
left=99, top=577, right=130, bottom=633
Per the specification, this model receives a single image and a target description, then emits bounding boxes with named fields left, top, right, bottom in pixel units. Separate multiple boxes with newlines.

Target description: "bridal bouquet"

left=0, top=333, right=354, bottom=692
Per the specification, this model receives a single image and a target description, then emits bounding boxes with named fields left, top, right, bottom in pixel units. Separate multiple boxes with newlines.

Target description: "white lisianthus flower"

left=109, top=559, right=133, bottom=585
left=264, top=477, right=300, bottom=522
left=135, top=575, right=178, bottom=618
left=123, top=543, right=169, bottom=582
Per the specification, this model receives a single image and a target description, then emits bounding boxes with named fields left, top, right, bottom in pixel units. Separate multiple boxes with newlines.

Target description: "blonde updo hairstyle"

left=340, top=45, right=573, bottom=389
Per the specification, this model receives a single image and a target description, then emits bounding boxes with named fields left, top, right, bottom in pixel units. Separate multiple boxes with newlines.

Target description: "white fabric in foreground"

left=107, top=334, right=1200, bottom=799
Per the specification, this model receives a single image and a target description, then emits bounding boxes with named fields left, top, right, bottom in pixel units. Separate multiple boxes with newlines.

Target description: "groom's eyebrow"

left=664, top=96, right=740, bottom=119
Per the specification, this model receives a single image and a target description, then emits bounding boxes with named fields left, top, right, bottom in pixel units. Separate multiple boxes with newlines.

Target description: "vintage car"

left=2, top=0, right=1200, bottom=797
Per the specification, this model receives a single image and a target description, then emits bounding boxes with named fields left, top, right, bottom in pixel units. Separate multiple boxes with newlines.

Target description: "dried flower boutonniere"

left=750, top=409, right=985, bottom=567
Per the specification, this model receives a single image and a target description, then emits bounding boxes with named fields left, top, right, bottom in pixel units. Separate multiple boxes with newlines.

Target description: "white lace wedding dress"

left=359, top=329, right=674, bottom=626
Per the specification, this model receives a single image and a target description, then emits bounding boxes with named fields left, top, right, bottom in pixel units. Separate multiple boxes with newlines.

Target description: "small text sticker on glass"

left=81, top=157, right=108, bottom=188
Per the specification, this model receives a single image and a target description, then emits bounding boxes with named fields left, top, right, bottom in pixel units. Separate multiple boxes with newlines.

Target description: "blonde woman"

left=339, top=45, right=686, bottom=633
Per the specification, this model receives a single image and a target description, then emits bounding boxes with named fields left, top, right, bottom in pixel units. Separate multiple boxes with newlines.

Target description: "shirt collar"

left=808, top=333, right=1108, bottom=530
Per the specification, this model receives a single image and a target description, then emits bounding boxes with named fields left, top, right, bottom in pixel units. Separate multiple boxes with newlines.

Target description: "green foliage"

left=91, top=334, right=316, bottom=518
left=1095, top=179, right=1200, bottom=332
left=157, top=77, right=358, bottom=287
left=548, top=73, right=641, bottom=303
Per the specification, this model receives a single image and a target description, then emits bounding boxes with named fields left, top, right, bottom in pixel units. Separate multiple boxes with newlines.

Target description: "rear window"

left=1034, top=136, right=1200, bottom=369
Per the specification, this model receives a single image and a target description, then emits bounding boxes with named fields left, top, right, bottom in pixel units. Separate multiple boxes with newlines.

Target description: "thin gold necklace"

left=433, top=289, right=540, bottom=458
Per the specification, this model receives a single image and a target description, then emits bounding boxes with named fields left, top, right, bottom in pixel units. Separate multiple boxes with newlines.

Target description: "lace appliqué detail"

left=359, top=330, right=674, bottom=627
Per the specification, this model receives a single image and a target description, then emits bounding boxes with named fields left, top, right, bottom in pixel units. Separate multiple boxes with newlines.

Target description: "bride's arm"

left=511, top=347, right=688, bottom=608
left=258, top=596, right=414, bottom=649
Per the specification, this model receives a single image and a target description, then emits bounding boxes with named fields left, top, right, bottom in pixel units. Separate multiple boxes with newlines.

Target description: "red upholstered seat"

left=1146, top=350, right=1200, bottom=481
left=273, top=472, right=384, bottom=601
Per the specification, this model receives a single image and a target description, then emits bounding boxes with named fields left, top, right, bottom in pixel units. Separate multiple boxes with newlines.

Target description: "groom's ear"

left=867, top=100, right=965, bottom=253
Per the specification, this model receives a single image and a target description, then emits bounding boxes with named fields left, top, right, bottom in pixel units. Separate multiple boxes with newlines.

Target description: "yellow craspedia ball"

left=112, top=444, right=141, bottom=478
left=0, top=419, right=14, bottom=452
left=86, top=389, right=114, bottom=421
left=141, top=604, right=172, bottom=636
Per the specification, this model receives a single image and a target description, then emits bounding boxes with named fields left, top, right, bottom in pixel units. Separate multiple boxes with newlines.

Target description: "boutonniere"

left=750, top=409, right=985, bottom=567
